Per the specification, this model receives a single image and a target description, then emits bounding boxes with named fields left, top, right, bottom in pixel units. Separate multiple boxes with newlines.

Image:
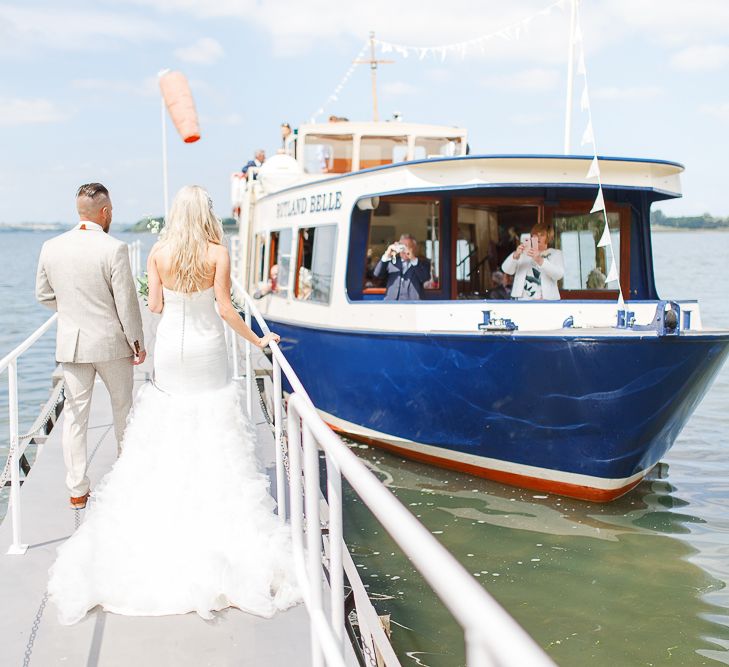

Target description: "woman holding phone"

left=501, top=223, right=564, bottom=300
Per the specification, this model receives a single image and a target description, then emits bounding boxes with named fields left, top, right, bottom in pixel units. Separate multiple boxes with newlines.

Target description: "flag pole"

left=563, top=0, right=578, bottom=154
left=158, top=68, right=170, bottom=219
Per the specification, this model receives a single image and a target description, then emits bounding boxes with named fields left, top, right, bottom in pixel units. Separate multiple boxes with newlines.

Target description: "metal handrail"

left=230, top=275, right=553, bottom=667
left=1, top=313, right=58, bottom=555
left=3, top=240, right=141, bottom=556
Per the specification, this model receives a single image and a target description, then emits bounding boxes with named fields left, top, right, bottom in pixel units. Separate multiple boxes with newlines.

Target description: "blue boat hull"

left=264, top=319, right=729, bottom=501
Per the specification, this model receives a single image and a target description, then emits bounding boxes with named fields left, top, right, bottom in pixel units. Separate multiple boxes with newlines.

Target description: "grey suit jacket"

left=373, top=256, right=431, bottom=301
left=35, top=224, right=144, bottom=363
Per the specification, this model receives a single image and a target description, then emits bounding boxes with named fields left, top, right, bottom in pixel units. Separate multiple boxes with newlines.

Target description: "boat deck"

left=0, top=326, right=328, bottom=666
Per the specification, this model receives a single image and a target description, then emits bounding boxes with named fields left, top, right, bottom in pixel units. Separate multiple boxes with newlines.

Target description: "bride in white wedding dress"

left=48, top=185, right=300, bottom=625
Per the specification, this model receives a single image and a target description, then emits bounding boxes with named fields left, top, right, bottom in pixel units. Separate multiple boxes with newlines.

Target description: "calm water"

left=1, top=229, right=728, bottom=665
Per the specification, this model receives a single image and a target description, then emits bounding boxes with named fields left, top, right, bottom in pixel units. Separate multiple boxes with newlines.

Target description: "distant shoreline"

left=651, top=225, right=729, bottom=233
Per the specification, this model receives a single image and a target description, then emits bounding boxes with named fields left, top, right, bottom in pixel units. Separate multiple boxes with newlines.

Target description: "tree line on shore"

left=127, top=216, right=238, bottom=232
left=651, top=210, right=729, bottom=229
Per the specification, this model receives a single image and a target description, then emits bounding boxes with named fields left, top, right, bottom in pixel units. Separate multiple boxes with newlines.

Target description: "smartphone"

left=530, top=236, right=539, bottom=252
left=519, top=233, right=531, bottom=245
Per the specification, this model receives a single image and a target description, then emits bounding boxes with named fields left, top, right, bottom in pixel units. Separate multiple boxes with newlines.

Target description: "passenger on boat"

left=487, top=271, right=511, bottom=300
left=280, top=122, right=292, bottom=149
left=373, top=234, right=432, bottom=301
left=253, top=264, right=278, bottom=299
left=501, top=223, right=564, bottom=300
left=242, top=149, right=265, bottom=177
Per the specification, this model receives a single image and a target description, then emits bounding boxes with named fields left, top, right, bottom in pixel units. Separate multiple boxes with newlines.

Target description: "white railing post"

left=273, top=354, right=286, bottom=522
left=7, top=360, right=27, bottom=555
left=303, top=423, right=324, bottom=667
left=465, top=630, right=497, bottom=667
left=326, top=453, right=345, bottom=652
left=244, top=303, right=252, bottom=417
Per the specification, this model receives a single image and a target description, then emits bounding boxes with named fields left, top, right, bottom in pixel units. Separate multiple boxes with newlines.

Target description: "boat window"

left=272, top=228, right=292, bottom=297
left=455, top=203, right=539, bottom=299
left=302, top=134, right=353, bottom=174
left=295, top=225, right=337, bottom=303
left=365, top=199, right=440, bottom=292
left=359, top=136, right=408, bottom=169
left=552, top=211, right=621, bottom=291
left=413, top=136, right=463, bottom=159
left=253, top=233, right=266, bottom=285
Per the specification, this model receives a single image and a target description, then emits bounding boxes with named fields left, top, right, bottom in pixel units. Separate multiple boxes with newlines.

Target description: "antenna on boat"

left=354, top=31, right=394, bottom=122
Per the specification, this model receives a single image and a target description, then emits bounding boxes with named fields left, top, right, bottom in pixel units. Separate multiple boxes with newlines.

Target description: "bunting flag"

left=597, top=220, right=612, bottom=247
left=309, top=40, right=369, bottom=122
left=581, top=119, right=594, bottom=146
left=586, top=156, right=600, bottom=179
left=590, top=187, right=605, bottom=214
left=605, top=259, right=619, bottom=283
left=373, top=0, right=566, bottom=62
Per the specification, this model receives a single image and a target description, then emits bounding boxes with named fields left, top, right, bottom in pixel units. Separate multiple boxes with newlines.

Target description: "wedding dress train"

left=48, top=287, right=300, bottom=625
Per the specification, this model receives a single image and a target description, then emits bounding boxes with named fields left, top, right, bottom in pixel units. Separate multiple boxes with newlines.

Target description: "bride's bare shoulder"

left=207, top=242, right=229, bottom=262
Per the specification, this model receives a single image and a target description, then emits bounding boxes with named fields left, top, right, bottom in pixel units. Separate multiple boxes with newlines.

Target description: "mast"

left=563, top=0, right=578, bottom=154
left=354, top=31, right=394, bottom=121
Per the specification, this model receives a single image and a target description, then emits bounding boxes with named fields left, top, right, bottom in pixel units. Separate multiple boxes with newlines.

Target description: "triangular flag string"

left=574, top=3, right=625, bottom=305
left=309, top=40, right=369, bottom=122
left=373, top=0, right=566, bottom=61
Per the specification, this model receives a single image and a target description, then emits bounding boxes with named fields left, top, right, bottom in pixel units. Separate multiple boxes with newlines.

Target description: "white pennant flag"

left=419, top=48, right=428, bottom=60
left=581, top=119, right=594, bottom=146
left=586, top=156, right=600, bottom=179
left=439, top=47, right=447, bottom=61
left=597, top=221, right=611, bottom=247
left=605, top=259, right=619, bottom=283
left=577, top=50, right=586, bottom=75
left=580, top=85, right=589, bottom=111
left=591, top=187, right=605, bottom=213
left=381, top=43, right=392, bottom=53
left=617, top=291, right=625, bottom=309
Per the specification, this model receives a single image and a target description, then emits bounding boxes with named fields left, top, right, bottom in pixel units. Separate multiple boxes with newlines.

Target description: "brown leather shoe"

left=70, top=492, right=90, bottom=509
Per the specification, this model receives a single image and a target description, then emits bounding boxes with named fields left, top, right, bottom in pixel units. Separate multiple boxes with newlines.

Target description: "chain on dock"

left=0, top=382, right=65, bottom=489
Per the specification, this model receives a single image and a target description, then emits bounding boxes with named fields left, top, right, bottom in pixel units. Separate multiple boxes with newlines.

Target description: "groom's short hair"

left=76, top=183, right=109, bottom=200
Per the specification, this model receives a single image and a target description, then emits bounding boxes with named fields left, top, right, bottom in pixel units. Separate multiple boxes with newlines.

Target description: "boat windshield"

left=303, top=134, right=354, bottom=174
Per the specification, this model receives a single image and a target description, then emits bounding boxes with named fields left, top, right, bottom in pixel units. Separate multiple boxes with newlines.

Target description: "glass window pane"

left=310, top=226, right=337, bottom=303
left=275, top=228, right=292, bottom=296
left=303, top=134, right=353, bottom=174
left=366, top=200, right=439, bottom=290
left=359, top=135, right=408, bottom=169
left=553, top=211, right=620, bottom=290
left=414, top=136, right=462, bottom=158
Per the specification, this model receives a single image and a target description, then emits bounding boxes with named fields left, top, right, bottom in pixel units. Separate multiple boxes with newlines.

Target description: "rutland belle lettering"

left=276, top=190, right=342, bottom=218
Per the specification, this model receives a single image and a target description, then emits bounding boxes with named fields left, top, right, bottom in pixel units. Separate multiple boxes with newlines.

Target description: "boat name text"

left=276, top=191, right=342, bottom=218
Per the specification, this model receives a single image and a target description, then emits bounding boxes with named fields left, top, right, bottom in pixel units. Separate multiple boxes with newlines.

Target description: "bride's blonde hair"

left=158, top=185, right=224, bottom=293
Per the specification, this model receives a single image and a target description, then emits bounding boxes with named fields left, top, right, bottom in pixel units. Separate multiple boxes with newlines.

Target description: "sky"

left=1, top=0, right=728, bottom=224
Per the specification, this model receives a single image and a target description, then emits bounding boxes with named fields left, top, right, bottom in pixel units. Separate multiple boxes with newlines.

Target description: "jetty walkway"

left=0, top=309, right=333, bottom=667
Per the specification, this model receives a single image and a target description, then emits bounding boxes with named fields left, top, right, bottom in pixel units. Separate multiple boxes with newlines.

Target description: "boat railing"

left=230, top=274, right=554, bottom=667
left=127, top=239, right=143, bottom=279
left=2, top=241, right=143, bottom=554
left=1, top=313, right=59, bottom=555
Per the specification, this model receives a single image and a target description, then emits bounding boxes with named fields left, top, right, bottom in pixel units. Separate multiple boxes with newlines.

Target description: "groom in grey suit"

left=36, top=183, right=146, bottom=508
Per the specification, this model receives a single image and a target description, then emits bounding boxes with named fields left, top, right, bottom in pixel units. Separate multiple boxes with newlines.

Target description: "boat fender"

left=629, top=300, right=681, bottom=336
left=562, top=315, right=574, bottom=328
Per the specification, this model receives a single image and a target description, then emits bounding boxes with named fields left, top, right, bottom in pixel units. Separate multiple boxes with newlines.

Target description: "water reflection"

left=343, top=446, right=729, bottom=666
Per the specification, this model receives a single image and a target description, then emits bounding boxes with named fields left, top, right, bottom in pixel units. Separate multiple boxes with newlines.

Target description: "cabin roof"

left=297, top=121, right=467, bottom=139
left=256, top=153, right=684, bottom=202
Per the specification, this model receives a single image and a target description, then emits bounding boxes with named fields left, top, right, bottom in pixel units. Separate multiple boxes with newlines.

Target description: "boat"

left=231, top=120, right=729, bottom=502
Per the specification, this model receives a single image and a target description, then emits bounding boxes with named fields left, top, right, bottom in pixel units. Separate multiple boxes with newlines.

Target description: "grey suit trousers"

left=61, top=358, right=134, bottom=497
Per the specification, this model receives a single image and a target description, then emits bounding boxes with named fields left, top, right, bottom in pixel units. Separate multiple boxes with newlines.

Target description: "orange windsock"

left=159, top=70, right=200, bottom=143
